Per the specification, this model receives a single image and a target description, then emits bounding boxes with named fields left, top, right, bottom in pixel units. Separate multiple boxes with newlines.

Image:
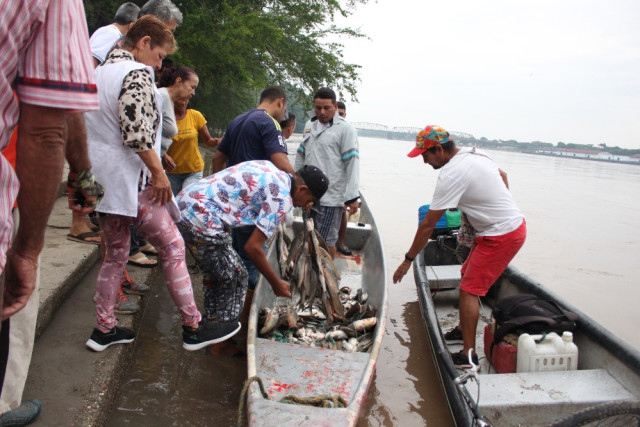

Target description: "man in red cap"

left=393, top=125, right=526, bottom=369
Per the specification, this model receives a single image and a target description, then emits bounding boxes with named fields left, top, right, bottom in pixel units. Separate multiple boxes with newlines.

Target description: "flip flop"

left=139, top=243, right=158, bottom=255
left=67, top=231, right=101, bottom=245
left=128, top=252, right=158, bottom=268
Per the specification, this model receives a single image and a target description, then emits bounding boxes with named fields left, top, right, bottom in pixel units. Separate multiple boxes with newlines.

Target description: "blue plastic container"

left=418, top=204, right=448, bottom=228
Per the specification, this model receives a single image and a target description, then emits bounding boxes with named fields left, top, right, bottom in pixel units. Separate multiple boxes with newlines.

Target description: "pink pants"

left=95, top=187, right=201, bottom=332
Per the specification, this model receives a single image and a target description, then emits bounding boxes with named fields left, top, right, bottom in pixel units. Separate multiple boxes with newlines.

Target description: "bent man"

left=393, top=125, right=526, bottom=368
left=176, top=160, right=328, bottom=355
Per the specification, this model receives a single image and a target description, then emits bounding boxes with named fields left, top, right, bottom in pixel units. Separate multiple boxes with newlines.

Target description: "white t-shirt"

left=430, top=147, right=523, bottom=236
left=89, top=24, right=122, bottom=64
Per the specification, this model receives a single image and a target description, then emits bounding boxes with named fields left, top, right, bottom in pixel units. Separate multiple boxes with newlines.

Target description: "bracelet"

left=404, top=252, right=414, bottom=262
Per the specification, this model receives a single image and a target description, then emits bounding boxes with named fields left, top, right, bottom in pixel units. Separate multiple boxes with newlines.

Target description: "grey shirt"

left=158, top=87, right=178, bottom=156
left=295, top=115, right=360, bottom=207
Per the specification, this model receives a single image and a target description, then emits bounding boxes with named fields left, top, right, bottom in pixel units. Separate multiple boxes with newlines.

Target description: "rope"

left=237, top=376, right=347, bottom=426
left=237, top=376, right=268, bottom=427
left=280, top=394, right=348, bottom=408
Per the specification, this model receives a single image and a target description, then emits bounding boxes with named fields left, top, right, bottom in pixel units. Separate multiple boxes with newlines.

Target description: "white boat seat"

left=426, top=264, right=461, bottom=290
left=478, top=368, right=637, bottom=426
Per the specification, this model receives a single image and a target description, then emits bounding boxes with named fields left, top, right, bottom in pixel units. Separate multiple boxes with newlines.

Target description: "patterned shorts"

left=311, top=205, right=343, bottom=247
left=178, top=221, right=249, bottom=323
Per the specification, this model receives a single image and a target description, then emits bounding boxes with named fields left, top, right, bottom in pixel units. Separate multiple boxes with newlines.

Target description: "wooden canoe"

left=246, top=194, right=388, bottom=426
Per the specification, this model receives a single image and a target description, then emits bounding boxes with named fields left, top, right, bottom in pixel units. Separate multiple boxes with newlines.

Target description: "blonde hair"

left=122, top=15, right=176, bottom=53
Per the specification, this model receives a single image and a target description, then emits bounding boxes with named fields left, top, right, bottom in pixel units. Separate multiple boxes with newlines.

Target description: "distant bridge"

left=352, top=122, right=473, bottom=142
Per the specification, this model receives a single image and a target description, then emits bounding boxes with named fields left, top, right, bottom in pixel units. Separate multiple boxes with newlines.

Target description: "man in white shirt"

left=89, top=2, right=140, bottom=67
left=393, top=125, right=526, bottom=369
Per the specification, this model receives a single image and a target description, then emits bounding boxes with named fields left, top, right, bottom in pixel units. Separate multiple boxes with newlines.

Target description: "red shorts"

left=460, top=219, right=526, bottom=296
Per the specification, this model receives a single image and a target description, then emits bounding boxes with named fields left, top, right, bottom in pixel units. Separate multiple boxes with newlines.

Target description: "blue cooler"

left=418, top=204, right=448, bottom=229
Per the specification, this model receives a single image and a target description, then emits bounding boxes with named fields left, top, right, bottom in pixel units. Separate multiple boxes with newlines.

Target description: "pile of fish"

left=259, top=220, right=377, bottom=353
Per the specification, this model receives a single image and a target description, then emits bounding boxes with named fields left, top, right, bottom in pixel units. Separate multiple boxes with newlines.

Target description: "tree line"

left=454, top=136, right=640, bottom=156
left=83, top=0, right=368, bottom=130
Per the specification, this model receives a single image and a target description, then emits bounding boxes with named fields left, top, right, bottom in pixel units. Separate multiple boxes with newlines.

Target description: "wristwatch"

left=404, top=252, right=414, bottom=262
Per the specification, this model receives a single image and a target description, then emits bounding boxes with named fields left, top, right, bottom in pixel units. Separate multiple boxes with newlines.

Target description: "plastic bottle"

left=445, top=209, right=461, bottom=228
left=516, top=332, right=579, bottom=373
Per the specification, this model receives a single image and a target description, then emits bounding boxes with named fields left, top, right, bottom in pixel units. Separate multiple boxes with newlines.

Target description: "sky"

left=333, top=0, right=640, bottom=149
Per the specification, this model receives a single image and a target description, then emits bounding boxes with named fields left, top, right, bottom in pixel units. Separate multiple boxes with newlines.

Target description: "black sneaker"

left=86, top=326, right=135, bottom=352
left=182, top=320, right=241, bottom=351
left=444, top=326, right=463, bottom=344
left=451, top=350, right=479, bottom=370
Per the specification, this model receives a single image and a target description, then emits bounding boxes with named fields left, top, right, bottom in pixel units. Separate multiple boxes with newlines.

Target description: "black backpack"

left=492, top=294, right=578, bottom=344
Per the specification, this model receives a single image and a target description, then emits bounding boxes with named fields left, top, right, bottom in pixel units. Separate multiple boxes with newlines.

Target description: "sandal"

left=67, top=231, right=101, bottom=245
left=139, top=242, right=158, bottom=255
left=336, top=243, right=353, bottom=256
left=128, top=252, right=158, bottom=268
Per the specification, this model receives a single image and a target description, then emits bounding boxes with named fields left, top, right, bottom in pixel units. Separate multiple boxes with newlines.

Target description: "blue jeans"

left=231, top=226, right=264, bottom=291
left=167, top=171, right=203, bottom=196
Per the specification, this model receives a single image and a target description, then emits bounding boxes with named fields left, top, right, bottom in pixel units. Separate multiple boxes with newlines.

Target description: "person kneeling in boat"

left=392, top=125, right=526, bottom=369
left=176, top=160, right=329, bottom=355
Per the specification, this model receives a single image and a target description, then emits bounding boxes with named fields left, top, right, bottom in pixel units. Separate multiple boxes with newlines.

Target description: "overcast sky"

left=334, top=0, right=640, bottom=149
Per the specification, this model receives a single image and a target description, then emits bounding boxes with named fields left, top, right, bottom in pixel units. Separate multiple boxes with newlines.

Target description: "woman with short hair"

left=84, top=15, right=237, bottom=352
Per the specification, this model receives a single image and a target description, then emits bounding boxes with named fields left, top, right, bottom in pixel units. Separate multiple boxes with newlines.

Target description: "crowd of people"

left=0, top=0, right=526, bottom=425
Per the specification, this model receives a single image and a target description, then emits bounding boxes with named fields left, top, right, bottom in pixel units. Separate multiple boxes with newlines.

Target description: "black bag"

left=492, top=294, right=578, bottom=344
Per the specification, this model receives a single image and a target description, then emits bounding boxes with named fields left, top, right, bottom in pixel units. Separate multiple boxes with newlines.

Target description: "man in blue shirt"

left=212, top=86, right=295, bottom=323
left=213, top=86, right=293, bottom=174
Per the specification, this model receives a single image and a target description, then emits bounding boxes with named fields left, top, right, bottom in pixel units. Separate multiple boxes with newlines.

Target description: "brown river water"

left=108, top=137, right=640, bottom=426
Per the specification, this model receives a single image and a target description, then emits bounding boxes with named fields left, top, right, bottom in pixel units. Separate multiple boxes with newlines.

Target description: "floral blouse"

left=176, top=160, right=293, bottom=238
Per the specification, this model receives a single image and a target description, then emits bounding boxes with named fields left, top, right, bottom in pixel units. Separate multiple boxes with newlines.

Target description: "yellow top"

left=167, top=109, right=206, bottom=174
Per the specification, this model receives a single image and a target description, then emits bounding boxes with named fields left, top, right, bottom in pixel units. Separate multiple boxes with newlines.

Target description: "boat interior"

left=246, top=203, right=387, bottom=419
left=420, top=233, right=640, bottom=425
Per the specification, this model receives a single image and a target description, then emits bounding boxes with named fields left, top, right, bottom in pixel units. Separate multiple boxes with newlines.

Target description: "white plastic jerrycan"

left=517, top=331, right=578, bottom=373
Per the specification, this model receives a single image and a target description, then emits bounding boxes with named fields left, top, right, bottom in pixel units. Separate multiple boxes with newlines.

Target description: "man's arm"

left=341, top=125, right=360, bottom=212
left=269, top=152, right=294, bottom=173
left=294, top=144, right=305, bottom=170
left=2, top=103, right=67, bottom=320
left=212, top=150, right=228, bottom=174
left=64, top=112, right=104, bottom=214
left=197, top=125, right=220, bottom=147
left=392, top=208, right=445, bottom=284
left=498, top=168, right=509, bottom=189
left=65, top=113, right=91, bottom=172
left=244, top=228, right=291, bottom=298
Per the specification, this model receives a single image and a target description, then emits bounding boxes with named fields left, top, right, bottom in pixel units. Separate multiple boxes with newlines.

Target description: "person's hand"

left=2, top=248, right=38, bottom=320
left=345, top=200, right=359, bottom=217
left=393, top=259, right=412, bottom=284
left=150, top=170, right=172, bottom=205
left=162, top=153, right=176, bottom=172
left=66, top=168, right=104, bottom=215
left=271, top=278, right=292, bottom=298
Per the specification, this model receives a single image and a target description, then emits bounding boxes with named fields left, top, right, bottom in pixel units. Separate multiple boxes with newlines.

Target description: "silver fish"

left=350, top=317, right=377, bottom=332
left=276, top=224, right=289, bottom=278
left=259, top=308, right=280, bottom=335
left=325, top=329, right=349, bottom=341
